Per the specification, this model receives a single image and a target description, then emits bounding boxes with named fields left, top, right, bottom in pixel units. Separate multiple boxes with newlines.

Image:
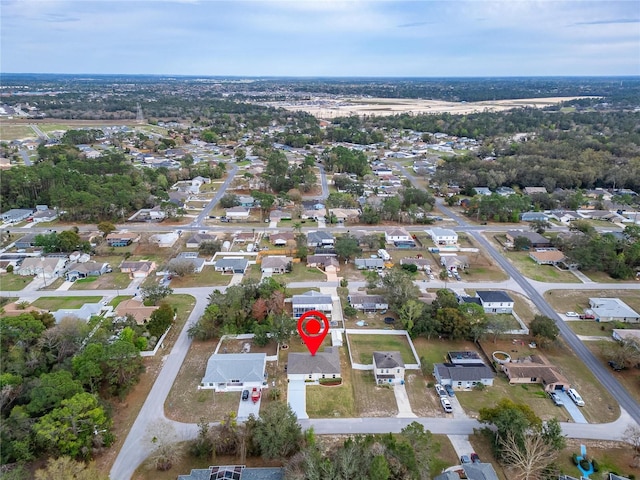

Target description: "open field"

left=0, top=274, right=33, bottom=291
left=32, top=296, right=102, bottom=310
left=503, top=251, right=581, bottom=283
left=0, top=124, right=35, bottom=140
left=167, top=266, right=232, bottom=288
left=347, top=333, right=417, bottom=365
left=70, top=272, right=132, bottom=290
left=275, top=96, right=591, bottom=118
left=544, top=290, right=640, bottom=315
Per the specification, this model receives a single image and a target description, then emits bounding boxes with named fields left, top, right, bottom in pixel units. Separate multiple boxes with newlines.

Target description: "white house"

left=589, top=298, right=640, bottom=323
left=433, top=363, right=495, bottom=389
left=354, top=258, right=385, bottom=270
left=214, top=258, right=249, bottom=274
left=120, top=261, right=156, bottom=278
left=373, top=351, right=405, bottom=385
left=292, top=290, right=332, bottom=319
left=287, top=347, right=341, bottom=382
left=476, top=291, right=514, bottom=314
left=427, top=227, right=458, bottom=246
left=261, top=256, right=292, bottom=274
left=347, top=294, right=388, bottom=312
left=199, top=353, right=266, bottom=392
left=225, top=206, right=250, bottom=219
left=385, top=228, right=412, bottom=244
left=16, top=257, right=67, bottom=279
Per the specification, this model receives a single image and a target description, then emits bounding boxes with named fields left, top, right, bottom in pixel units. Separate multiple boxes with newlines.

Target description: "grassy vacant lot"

left=70, top=272, right=131, bottom=290
left=0, top=274, right=32, bottom=291
left=348, top=333, right=417, bottom=365
left=306, top=350, right=356, bottom=418
left=168, top=266, right=231, bottom=288
left=32, top=296, right=102, bottom=310
left=503, top=251, right=580, bottom=283
left=404, top=372, right=440, bottom=417
left=583, top=270, right=638, bottom=283
left=544, top=289, right=640, bottom=315
left=40, top=278, right=65, bottom=290
left=511, top=291, right=540, bottom=322
left=0, top=124, right=35, bottom=140
left=567, top=321, right=617, bottom=337
left=283, top=262, right=326, bottom=283
left=351, top=369, right=398, bottom=417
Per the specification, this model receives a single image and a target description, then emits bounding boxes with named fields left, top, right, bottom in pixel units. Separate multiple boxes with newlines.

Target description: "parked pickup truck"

left=251, top=387, right=261, bottom=403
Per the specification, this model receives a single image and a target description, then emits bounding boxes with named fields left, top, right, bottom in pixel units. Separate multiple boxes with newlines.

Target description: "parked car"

left=608, top=360, right=625, bottom=371
left=470, top=452, right=480, bottom=463
left=460, top=455, right=471, bottom=464
left=548, top=391, right=564, bottom=406
left=565, top=311, right=579, bottom=317
left=251, top=387, right=261, bottom=403
left=579, top=313, right=595, bottom=319
left=445, top=384, right=455, bottom=397
left=440, top=397, right=453, bottom=413
left=241, top=389, right=249, bottom=401
left=435, top=384, right=447, bottom=397
left=384, top=317, right=395, bottom=324
left=567, top=388, right=585, bottom=407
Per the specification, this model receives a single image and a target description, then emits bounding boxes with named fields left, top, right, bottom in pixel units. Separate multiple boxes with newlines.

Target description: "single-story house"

left=225, top=206, right=250, bottom=219
left=185, top=233, right=216, bottom=249
left=612, top=329, right=640, bottom=344
left=150, top=233, right=179, bottom=248
left=501, top=355, right=570, bottom=392
left=127, top=206, right=166, bottom=222
left=347, top=294, right=388, bottom=312
left=270, top=210, right=292, bottom=222
left=400, top=257, right=432, bottom=271
left=306, top=254, right=339, bottom=270
left=529, top=249, right=566, bottom=265
left=473, top=187, right=492, bottom=196
left=105, top=232, right=140, bottom=247
left=506, top=230, right=551, bottom=248
left=301, top=208, right=326, bottom=221
left=114, top=298, right=159, bottom=325
left=178, top=466, right=284, bottom=480
left=433, top=363, right=495, bottom=389
left=292, top=290, right=333, bottom=319
left=120, top=261, right=156, bottom=278
left=1, top=209, right=33, bottom=223
left=373, top=351, right=405, bottom=385
left=435, top=463, right=499, bottom=480
left=234, top=232, right=255, bottom=244
left=440, top=255, right=469, bottom=270
left=476, top=290, right=514, bottom=314
left=548, top=210, right=581, bottom=223
left=589, top=298, right=640, bottom=323
left=331, top=208, right=360, bottom=223
left=354, top=258, right=384, bottom=270
left=287, top=347, right=341, bottom=382
left=524, top=187, right=548, bottom=195
left=52, top=303, right=104, bottom=323
left=15, top=233, right=38, bottom=249
left=31, top=208, right=58, bottom=223
left=384, top=228, right=412, bottom=244
left=307, top=231, right=335, bottom=248
left=214, top=257, right=249, bottom=274
left=261, top=256, right=292, bottom=274
left=199, top=353, right=266, bottom=392
left=521, top=211, right=549, bottom=222
left=167, top=255, right=205, bottom=274
left=16, top=257, right=67, bottom=279
left=496, top=186, right=516, bottom=196
left=270, top=232, right=295, bottom=246
left=427, top=227, right=458, bottom=246
left=237, top=196, right=255, bottom=208
left=65, top=261, right=111, bottom=281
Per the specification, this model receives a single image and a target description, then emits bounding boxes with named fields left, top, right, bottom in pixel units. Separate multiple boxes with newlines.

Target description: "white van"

left=567, top=388, right=585, bottom=407
left=377, top=249, right=391, bottom=261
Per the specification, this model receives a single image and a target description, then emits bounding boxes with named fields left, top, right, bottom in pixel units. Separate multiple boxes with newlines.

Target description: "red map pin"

left=297, top=310, right=330, bottom=356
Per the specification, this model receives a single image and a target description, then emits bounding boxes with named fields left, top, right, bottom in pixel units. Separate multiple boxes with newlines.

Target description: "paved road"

left=18, top=149, right=32, bottom=166
left=30, top=123, right=49, bottom=140
left=192, top=165, right=238, bottom=227
left=436, top=199, right=640, bottom=426
left=318, top=165, right=329, bottom=200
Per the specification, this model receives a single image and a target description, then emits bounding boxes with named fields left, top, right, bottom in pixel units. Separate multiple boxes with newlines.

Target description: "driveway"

left=393, top=384, right=416, bottom=418
left=556, top=390, right=588, bottom=423
left=448, top=394, right=468, bottom=419
left=237, top=391, right=261, bottom=420
left=229, top=273, right=244, bottom=286
left=287, top=379, right=308, bottom=420
left=448, top=434, right=476, bottom=460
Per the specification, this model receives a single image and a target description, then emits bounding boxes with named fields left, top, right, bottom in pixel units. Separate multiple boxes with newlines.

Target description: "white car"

left=440, top=397, right=453, bottom=413
left=565, top=311, right=579, bottom=317
left=567, top=388, right=585, bottom=407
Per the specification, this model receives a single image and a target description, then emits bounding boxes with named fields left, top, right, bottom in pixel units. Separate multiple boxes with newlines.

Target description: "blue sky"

left=2, top=0, right=639, bottom=76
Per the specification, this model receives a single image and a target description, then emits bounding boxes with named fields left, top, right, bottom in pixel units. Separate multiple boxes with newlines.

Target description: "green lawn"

left=544, top=290, right=640, bottom=316
left=0, top=274, right=33, bottom=291
left=109, top=295, right=131, bottom=307
left=167, top=266, right=232, bottom=288
left=348, top=333, right=417, bottom=365
left=567, top=321, right=615, bottom=337
left=32, top=296, right=102, bottom=310
left=306, top=351, right=356, bottom=418
left=283, top=263, right=327, bottom=283
left=0, top=124, right=35, bottom=140
left=504, top=251, right=580, bottom=283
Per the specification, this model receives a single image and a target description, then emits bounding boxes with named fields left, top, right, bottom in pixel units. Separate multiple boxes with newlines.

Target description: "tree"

left=251, top=402, right=302, bottom=460
left=189, top=419, right=214, bottom=459
left=529, top=219, right=552, bottom=234
left=103, top=339, right=145, bottom=399
left=334, top=234, right=361, bottom=262
left=35, top=456, right=110, bottom=480
left=500, top=430, right=559, bottom=480
left=167, top=259, right=195, bottom=277
left=513, top=236, right=532, bottom=251
left=220, top=193, right=240, bottom=209
left=149, top=421, right=184, bottom=471
left=34, top=392, right=112, bottom=459
left=58, top=230, right=83, bottom=252
left=398, top=300, right=424, bottom=334
left=623, top=424, right=640, bottom=468
left=199, top=240, right=222, bottom=255
left=379, top=269, right=420, bottom=311
left=27, top=370, right=84, bottom=416
left=479, top=398, right=541, bottom=456
left=147, top=302, right=174, bottom=337
left=271, top=313, right=297, bottom=347
left=603, top=338, right=640, bottom=369
left=485, top=314, right=513, bottom=343
left=140, top=284, right=173, bottom=305
left=530, top=315, right=559, bottom=347
left=569, top=219, right=597, bottom=237
left=97, top=221, right=116, bottom=237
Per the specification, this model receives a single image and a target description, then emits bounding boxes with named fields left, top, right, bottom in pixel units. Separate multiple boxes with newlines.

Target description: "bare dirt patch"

left=404, top=373, right=440, bottom=417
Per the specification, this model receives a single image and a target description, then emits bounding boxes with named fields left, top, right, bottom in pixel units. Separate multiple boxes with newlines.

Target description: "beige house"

left=373, top=351, right=405, bottom=385
left=16, top=257, right=67, bottom=279
left=120, top=261, right=156, bottom=278
left=529, top=249, right=566, bottom=265
left=501, top=355, right=570, bottom=392
left=114, top=298, right=159, bottom=325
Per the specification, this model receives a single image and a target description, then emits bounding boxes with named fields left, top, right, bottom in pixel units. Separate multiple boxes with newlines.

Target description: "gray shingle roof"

left=435, top=363, right=495, bottom=381
left=287, top=347, right=340, bottom=375
left=292, top=290, right=332, bottom=305
left=373, top=351, right=404, bottom=369
left=215, top=258, right=248, bottom=270
left=477, top=291, right=513, bottom=304
left=201, top=353, right=266, bottom=385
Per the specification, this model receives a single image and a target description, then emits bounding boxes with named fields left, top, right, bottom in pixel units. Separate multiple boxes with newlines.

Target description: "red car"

left=251, top=387, right=261, bottom=403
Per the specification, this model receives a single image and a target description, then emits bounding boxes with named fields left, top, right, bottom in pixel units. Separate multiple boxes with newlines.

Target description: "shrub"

left=474, top=383, right=486, bottom=391
left=6, top=265, right=13, bottom=273
left=427, top=381, right=434, bottom=388
left=343, top=305, right=358, bottom=317
left=591, top=459, right=599, bottom=472
left=579, top=459, right=590, bottom=470
left=572, top=454, right=579, bottom=466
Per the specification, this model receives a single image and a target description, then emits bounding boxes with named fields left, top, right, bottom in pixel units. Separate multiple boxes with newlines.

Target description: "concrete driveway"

left=556, top=391, right=588, bottom=423
left=287, top=379, right=308, bottom=419
left=237, top=391, right=261, bottom=420
left=448, top=434, right=476, bottom=460
left=393, top=384, right=416, bottom=418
